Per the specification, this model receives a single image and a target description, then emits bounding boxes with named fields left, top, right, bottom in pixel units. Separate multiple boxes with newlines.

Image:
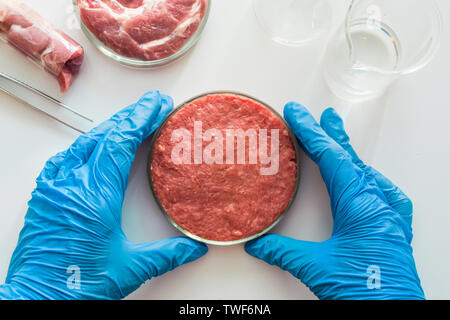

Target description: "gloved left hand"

left=245, top=103, right=424, bottom=300
left=0, top=91, right=208, bottom=300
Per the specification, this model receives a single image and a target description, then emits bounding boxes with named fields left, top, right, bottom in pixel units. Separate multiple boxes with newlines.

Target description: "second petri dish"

left=73, top=0, right=211, bottom=67
left=254, top=0, right=332, bottom=46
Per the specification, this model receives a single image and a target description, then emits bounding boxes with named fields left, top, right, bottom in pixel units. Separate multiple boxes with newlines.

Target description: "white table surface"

left=0, top=0, right=449, bottom=300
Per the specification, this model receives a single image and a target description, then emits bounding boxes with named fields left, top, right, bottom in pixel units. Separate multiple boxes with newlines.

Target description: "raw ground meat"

left=151, top=94, right=298, bottom=242
left=77, top=0, right=207, bottom=61
left=0, top=0, right=84, bottom=92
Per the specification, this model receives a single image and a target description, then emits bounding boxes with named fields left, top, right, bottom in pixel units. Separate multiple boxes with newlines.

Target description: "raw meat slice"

left=77, top=0, right=207, bottom=61
left=0, top=0, right=84, bottom=93
left=150, top=94, right=299, bottom=242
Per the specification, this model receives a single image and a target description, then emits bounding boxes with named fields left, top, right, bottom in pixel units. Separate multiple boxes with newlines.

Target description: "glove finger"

left=129, top=237, right=208, bottom=280
left=245, top=234, right=319, bottom=286
left=366, top=167, right=413, bottom=227
left=149, top=94, right=174, bottom=134
left=36, top=150, right=67, bottom=182
left=319, top=108, right=364, bottom=166
left=320, top=108, right=412, bottom=225
left=284, top=102, right=365, bottom=203
left=88, top=91, right=172, bottom=193
left=319, top=108, right=382, bottom=189
left=56, top=104, right=138, bottom=178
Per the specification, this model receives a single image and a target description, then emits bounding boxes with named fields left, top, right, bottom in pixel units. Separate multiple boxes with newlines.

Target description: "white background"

left=0, top=0, right=449, bottom=299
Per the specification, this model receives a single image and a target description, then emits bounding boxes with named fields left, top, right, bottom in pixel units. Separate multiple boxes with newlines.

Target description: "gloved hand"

left=245, top=103, right=424, bottom=300
left=0, top=91, right=208, bottom=300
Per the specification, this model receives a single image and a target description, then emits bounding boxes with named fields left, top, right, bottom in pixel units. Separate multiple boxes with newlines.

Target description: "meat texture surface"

left=151, top=94, right=298, bottom=242
left=0, top=0, right=84, bottom=92
left=78, top=0, right=207, bottom=61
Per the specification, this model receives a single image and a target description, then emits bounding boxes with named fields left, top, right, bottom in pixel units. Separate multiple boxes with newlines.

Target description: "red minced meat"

left=151, top=94, right=298, bottom=242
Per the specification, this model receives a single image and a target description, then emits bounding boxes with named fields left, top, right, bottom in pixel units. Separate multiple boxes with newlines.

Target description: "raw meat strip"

left=0, top=0, right=84, bottom=92
left=77, top=0, right=207, bottom=61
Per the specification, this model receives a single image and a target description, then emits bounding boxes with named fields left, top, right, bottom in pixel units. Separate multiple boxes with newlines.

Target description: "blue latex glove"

left=245, top=103, right=424, bottom=300
left=0, top=91, right=208, bottom=300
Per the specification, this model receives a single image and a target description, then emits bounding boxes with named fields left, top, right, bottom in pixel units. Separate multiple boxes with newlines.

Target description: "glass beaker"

left=253, top=0, right=333, bottom=46
left=323, top=0, right=442, bottom=102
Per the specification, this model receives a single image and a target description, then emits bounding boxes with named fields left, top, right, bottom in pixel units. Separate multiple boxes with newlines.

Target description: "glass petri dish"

left=253, top=0, right=332, bottom=47
left=147, top=91, right=302, bottom=246
left=72, top=0, right=211, bottom=68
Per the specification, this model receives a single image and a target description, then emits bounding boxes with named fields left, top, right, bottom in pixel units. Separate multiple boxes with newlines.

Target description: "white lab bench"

left=0, top=0, right=449, bottom=299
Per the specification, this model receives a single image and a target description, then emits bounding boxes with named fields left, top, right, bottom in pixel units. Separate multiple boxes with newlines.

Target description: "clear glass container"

left=72, top=0, right=211, bottom=68
left=253, top=0, right=333, bottom=46
left=323, top=0, right=443, bottom=101
left=147, top=91, right=302, bottom=246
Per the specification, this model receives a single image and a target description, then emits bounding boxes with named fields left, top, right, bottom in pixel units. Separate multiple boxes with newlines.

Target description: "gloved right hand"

left=245, top=103, right=425, bottom=300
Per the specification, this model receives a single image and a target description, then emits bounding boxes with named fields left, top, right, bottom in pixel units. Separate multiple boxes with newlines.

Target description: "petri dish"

left=147, top=91, right=301, bottom=246
left=254, top=0, right=332, bottom=47
left=72, top=0, right=211, bottom=68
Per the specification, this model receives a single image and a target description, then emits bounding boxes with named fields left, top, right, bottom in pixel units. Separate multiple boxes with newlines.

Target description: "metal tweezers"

left=0, top=71, right=95, bottom=133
